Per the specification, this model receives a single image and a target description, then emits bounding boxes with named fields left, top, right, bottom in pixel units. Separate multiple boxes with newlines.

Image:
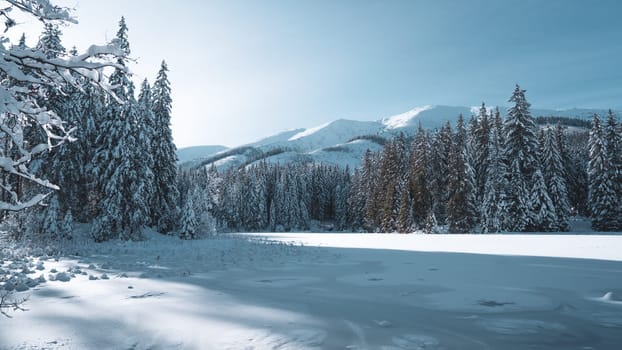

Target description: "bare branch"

left=0, top=290, right=29, bottom=318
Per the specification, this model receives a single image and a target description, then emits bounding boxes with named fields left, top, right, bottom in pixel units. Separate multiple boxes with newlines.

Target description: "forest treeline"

left=2, top=15, right=620, bottom=239
left=178, top=86, right=622, bottom=234
left=2, top=18, right=179, bottom=242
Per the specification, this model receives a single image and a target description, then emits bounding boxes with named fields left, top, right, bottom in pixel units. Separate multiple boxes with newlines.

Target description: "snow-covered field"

left=2, top=229, right=622, bottom=349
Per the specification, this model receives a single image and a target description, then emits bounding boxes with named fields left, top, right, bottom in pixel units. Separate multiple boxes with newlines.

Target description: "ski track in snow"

left=1, top=229, right=622, bottom=349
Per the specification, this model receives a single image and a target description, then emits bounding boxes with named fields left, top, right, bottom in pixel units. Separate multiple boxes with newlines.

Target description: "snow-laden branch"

left=0, top=0, right=126, bottom=211
left=4, top=0, right=76, bottom=23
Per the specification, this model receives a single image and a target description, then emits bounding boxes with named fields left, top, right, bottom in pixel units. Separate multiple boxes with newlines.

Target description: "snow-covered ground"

left=2, top=228, right=622, bottom=349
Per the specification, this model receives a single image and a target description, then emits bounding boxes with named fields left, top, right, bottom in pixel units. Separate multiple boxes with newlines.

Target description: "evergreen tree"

left=36, top=23, right=65, bottom=59
left=137, top=79, right=157, bottom=223
left=16, top=33, right=27, bottom=49
left=91, top=17, right=150, bottom=241
left=60, top=211, right=74, bottom=240
left=604, top=110, right=622, bottom=228
left=474, top=103, right=491, bottom=203
left=527, top=168, right=558, bottom=232
left=503, top=85, right=540, bottom=231
left=447, top=115, right=477, bottom=233
left=378, top=137, right=404, bottom=232
left=151, top=60, right=180, bottom=233
left=41, top=196, right=60, bottom=240
left=428, top=122, right=452, bottom=224
left=362, top=150, right=381, bottom=231
left=347, top=168, right=366, bottom=230
left=588, top=114, right=619, bottom=231
left=409, top=125, right=432, bottom=229
left=179, top=194, right=198, bottom=239
left=541, top=127, right=571, bottom=231
left=481, top=120, right=508, bottom=233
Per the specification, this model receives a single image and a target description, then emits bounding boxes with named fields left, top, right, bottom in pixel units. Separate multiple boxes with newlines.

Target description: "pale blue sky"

left=9, top=0, right=622, bottom=147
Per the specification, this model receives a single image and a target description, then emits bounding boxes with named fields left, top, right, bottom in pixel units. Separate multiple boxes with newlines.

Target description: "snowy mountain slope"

left=187, top=105, right=609, bottom=171
left=177, top=145, right=228, bottom=164
left=381, top=105, right=471, bottom=131
left=253, top=138, right=385, bottom=170
left=285, top=119, right=382, bottom=152
left=247, top=128, right=305, bottom=148
left=191, top=119, right=385, bottom=170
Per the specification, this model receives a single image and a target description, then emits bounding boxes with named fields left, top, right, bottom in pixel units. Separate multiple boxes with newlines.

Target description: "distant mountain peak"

left=382, top=105, right=434, bottom=129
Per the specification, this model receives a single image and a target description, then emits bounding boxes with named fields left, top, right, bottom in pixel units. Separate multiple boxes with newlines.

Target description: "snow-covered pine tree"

left=91, top=17, right=150, bottom=241
left=60, top=211, right=74, bottom=240
left=555, top=123, right=588, bottom=216
left=347, top=168, right=366, bottom=230
left=428, top=122, right=452, bottom=225
left=604, top=110, right=622, bottom=229
left=541, top=127, right=571, bottom=231
left=396, top=174, right=413, bottom=233
left=80, top=81, right=107, bottom=222
left=527, top=168, right=558, bottom=232
left=588, top=114, right=619, bottom=231
left=17, top=33, right=27, bottom=50
left=474, top=103, right=491, bottom=203
left=36, top=23, right=65, bottom=59
left=409, top=125, right=432, bottom=229
left=41, top=196, right=60, bottom=240
left=179, top=193, right=198, bottom=239
left=480, top=118, right=508, bottom=233
left=137, top=79, right=157, bottom=222
left=378, top=138, right=402, bottom=232
left=503, top=85, right=540, bottom=231
left=447, top=114, right=477, bottom=233
left=150, top=61, right=180, bottom=233
left=334, top=181, right=349, bottom=231
left=362, top=150, right=381, bottom=231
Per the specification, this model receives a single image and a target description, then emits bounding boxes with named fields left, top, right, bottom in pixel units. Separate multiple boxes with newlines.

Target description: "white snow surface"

left=2, top=229, right=622, bottom=349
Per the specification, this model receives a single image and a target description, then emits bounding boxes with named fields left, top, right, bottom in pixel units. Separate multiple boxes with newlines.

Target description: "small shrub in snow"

left=55, top=272, right=71, bottom=282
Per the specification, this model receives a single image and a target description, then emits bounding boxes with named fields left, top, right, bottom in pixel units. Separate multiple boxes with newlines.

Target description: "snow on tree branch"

left=0, top=0, right=125, bottom=212
left=4, top=0, right=76, bottom=25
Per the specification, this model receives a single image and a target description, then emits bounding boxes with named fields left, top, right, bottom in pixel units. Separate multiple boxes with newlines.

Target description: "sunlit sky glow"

left=7, top=0, right=622, bottom=148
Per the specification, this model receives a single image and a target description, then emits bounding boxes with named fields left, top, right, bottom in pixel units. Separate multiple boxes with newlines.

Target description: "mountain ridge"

left=178, top=105, right=611, bottom=170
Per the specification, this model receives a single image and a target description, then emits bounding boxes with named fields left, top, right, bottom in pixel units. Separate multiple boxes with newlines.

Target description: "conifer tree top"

left=116, top=16, right=130, bottom=56
left=508, top=84, right=532, bottom=117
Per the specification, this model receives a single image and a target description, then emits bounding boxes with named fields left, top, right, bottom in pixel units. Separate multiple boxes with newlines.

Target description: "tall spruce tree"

left=481, top=119, right=508, bottom=233
left=179, top=193, right=198, bottom=239
left=587, top=114, right=619, bottom=231
left=137, top=79, right=157, bottom=222
left=447, top=115, right=477, bottom=233
left=604, top=110, right=622, bottom=228
left=588, top=113, right=620, bottom=231
left=541, top=127, right=571, bottom=231
left=409, top=125, right=432, bottom=229
left=151, top=60, right=180, bottom=233
left=91, top=17, right=150, bottom=241
left=527, top=168, right=558, bottom=232
left=503, top=85, right=540, bottom=231
left=429, top=122, right=453, bottom=224
left=474, top=103, right=491, bottom=203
